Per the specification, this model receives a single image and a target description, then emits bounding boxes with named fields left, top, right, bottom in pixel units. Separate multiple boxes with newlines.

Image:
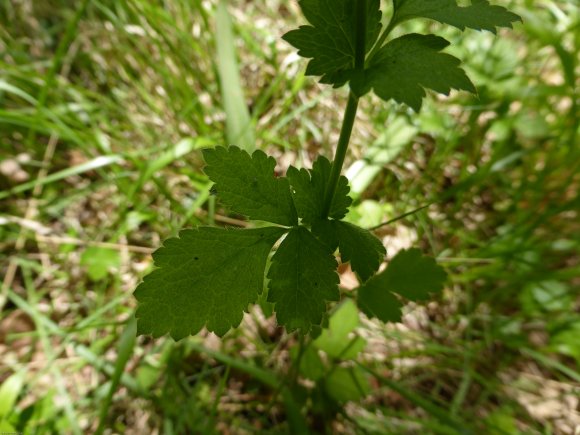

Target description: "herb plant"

left=134, top=0, right=520, bottom=340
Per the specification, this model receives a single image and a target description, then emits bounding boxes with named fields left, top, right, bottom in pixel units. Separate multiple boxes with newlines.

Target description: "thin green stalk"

left=321, top=92, right=359, bottom=218
left=322, top=0, right=367, bottom=217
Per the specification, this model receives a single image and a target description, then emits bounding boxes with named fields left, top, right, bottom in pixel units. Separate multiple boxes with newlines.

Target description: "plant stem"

left=321, top=0, right=366, bottom=218
left=322, top=92, right=360, bottom=218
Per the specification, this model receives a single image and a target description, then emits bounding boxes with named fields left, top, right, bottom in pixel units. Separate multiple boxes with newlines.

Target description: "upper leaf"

left=313, top=219, right=385, bottom=282
left=283, top=0, right=382, bottom=85
left=359, top=34, right=475, bottom=111
left=357, top=248, right=447, bottom=322
left=203, top=146, right=298, bottom=226
left=287, top=155, right=352, bottom=224
left=135, top=226, right=286, bottom=340
left=267, top=226, right=340, bottom=332
left=392, top=0, right=522, bottom=33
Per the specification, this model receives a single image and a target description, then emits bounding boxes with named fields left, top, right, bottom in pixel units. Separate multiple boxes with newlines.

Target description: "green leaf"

left=292, top=346, right=326, bottom=381
left=313, top=220, right=385, bottom=282
left=324, top=366, right=370, bottom=402
left=0, top=420, right=17, bottom=432
left=382, top=248, right=447, bottom=300
left=80, top=247, right=121, bottom=281
left=287, top=155, right=352, bottom=224
left=0, top=371, right=24, bottom=418
left=267, top=227, right=340, bottom=332
left=203, top=146, right=297, bottom=226
left=314, top=299, right=366, bottom=360
left=135, top=226, right=286, bottom=339
left=362, top=34, right=476, bottom=111
left=358, top=281, right=403, bottom=322
left=283, top=0, right=382, bottom=85
left=358, top=248, right=446, bottom=322
left=392, top=0, right=522, bottom=33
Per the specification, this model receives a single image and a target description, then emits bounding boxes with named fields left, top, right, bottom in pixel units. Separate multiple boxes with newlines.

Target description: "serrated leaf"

left=287, top=155, right=352, bottom=224
left=393, top=0, right=522, bottom=33
left=357, top=248, right=446, bottom=322
left=267, top=227, right=339, bottom=332
left=203, top=146, right=297, bottom=226
left=313, top=219, right=385, bottom=282
left=358, top=281, right=403, bottom=322
left=382, top=248, right=447, bottom=300
left=362, top=34, right=475, bottom=111
left=135, top=226, right=286, bottom=339
left=283, top=0, right=382, bottom=85
left=314, top=299, right=366, bottom=360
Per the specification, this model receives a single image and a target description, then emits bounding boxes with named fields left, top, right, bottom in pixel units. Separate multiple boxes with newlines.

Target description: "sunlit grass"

left=1, top=0, right=578, bottom=433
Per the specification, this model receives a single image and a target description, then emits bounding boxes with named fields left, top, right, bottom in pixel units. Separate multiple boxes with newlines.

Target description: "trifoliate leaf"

left=287, top=156, right=352, bottom=224
left=357, top=248, right=446, bottom=322
left=283, top=0, right=382, bottom=85
left=392, top=0, right=522, bottom=33
left=313, top=219, right=385, bottom=282
left=203, top=146, right=297, bottom=226
left=135, top=226, right=286, bottom=340
left=361, top=34, right=475, bottom=111
left=267, top=226, right=340, bottom=332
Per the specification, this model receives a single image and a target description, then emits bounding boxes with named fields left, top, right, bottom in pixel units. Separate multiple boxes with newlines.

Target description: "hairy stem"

left=321, top=0, right=366, bottom=218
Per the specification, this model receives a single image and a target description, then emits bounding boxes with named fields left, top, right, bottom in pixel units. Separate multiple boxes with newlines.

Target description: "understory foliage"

left=4, top=0, right=579, bottom=433
left=134, top=0, right=520, bottom=339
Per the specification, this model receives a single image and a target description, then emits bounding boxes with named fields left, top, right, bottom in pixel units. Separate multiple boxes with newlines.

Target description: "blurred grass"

left=0, top=0, right=579, bottom=433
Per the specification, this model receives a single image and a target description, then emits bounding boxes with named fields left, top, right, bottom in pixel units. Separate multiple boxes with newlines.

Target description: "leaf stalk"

left=322, top=0, right=367, bottom=218
left=321, top=92, right=360, bottom=218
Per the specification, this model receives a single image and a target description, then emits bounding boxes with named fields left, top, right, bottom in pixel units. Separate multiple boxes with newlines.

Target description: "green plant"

left=134, top=0, right=520, bottom=340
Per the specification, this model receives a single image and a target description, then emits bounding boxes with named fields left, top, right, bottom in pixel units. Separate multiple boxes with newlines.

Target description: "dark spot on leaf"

left=194, top=256, right=199, bottom=260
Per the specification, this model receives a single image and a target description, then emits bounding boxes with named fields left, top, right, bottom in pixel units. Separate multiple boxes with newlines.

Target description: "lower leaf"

left=134, top=226, right=286, bottom=340
left=267, top=226, right=340, bottom=332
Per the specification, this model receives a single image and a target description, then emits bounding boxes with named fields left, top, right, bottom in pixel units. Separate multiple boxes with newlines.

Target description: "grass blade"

left=215, top=0, right=255, bottom=150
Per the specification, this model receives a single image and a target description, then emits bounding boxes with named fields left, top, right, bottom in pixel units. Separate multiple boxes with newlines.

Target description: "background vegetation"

left=1, top=0, right=578, bottom=433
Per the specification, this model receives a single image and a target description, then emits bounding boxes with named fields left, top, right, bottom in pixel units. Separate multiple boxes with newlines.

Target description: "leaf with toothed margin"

left=203, top=146, right=297, bottom=226
left=392, top=0, right=522, bottom=33
left=313, top=219, right=385, bottom=282
left=355, top=34, right=476, bottom=111
left=134, top=226, right=286, bottom=340
left=282, top=0, right=382, bottom=86
left=357, top=248, right=447, bottom=322
left=287, top=155, right=352, bottom=224
left=267, top=226, right=340, bottom=332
